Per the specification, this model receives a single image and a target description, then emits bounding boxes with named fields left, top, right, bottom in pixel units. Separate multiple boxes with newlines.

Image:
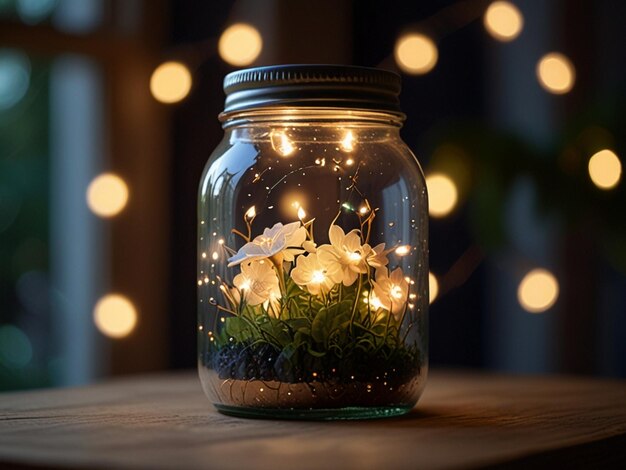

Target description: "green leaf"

left=311, top=307, right=330, bottom=343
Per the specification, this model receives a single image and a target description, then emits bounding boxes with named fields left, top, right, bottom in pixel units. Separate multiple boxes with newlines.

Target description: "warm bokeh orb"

left=517, top=269, right=559, bottom=313
left=394, top=33, right=438, bottom=75
left=484, top=1, right=524, bottom=41
left=218, top=23, right=263, bottom=66
left=588, top=149, right=622, bottom=190
left=150, top=61, right=192, bottom=104
left=426, top=173, right=458, bottom=217
left=429, top=272, right=439, bottom=304
left=86, top=173, right=129, bottom=218
left=536, top=53, right=575, bottom=94
left=93, top=294, right=138, bottom=339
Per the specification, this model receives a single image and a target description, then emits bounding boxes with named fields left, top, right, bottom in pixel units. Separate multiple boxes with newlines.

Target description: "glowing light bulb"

left=245, top=206, right=256, bottom=219
left=536, top=53, right=575, bottom=94
left=297, top=206, right=306, bottom=220
left=484, top=1, right=524, bottom=42
left=588, top=149, right=621, bottom=190
left=395, top=245, right=411, bottom=256
left=390, top=285, right=403, bottom=299
left=394, top=33, right=438, bottom=75
left=150, top=61, right=192, bottom=104
left=270, top=130, right=295, bottom=157
left=211, top=251, right=219, bottom=260
left=218, top=23, right=263, bottom=66
left=369, top=293, right=384, bottom=310
left=426, top=173, right=458, bottom=217
left=518, top=268, right=559, bottom=313
left=86, top=173, right=129, bottom=218
left=340, top=130, right=355, bottom=152
left=311, top=271, right=326, bottom=283
left=93, top=294, right=138, bottom=338
left=358, top=206, right=368, bottom=215
left=429, top=272, right=439, bottom=304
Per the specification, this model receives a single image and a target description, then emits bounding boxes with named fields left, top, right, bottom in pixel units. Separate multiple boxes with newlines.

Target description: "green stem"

left=349, top=275, right=363, bottom=335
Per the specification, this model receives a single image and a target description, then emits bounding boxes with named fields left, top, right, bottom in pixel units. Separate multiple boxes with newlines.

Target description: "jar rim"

left=222, top=64, right=404, bottom=116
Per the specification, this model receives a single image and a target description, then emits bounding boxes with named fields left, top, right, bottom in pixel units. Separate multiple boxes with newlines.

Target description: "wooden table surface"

left=1, top=370, right=625, bottom=469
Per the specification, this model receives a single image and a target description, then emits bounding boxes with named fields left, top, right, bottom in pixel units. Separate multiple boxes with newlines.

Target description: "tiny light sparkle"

left=395, top=245, right=411, bottom=256
left=270, top=130, right=295, bottom=157
left=340, top=130, right=355, bottom=152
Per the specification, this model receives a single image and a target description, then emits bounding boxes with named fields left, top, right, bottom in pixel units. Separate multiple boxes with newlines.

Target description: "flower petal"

left=286, top=226, right=307, bottom=248
left=328, top=224, right=345, bottom=247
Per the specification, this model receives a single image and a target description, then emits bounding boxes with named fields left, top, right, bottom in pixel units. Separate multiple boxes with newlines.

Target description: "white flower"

left=303, top=240, right=317, bottom=253
left=364, top=243, right=389, bottom=269
left=371, top=267, right=409, bottom=317
left=290, top=251, right=343, bottom=296
left=233, top=260, right=281, bottom=306
left=321, top=225, right=370, bottom=286
left=228, top=221, right=307, bottom=267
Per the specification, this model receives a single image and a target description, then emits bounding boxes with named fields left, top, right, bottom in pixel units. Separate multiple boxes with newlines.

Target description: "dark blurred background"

left=1, top=0, right=625, bottom=391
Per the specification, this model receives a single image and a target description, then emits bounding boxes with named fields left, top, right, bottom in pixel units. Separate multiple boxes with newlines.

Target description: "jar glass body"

left=198, top=109, right=428, bottom=419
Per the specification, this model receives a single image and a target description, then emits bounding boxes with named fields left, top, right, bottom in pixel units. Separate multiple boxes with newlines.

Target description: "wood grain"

left=1, top=370, right=625, bottom=469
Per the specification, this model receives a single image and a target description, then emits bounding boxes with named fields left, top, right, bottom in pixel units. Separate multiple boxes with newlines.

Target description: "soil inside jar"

left=202, top=342, right=423, bottom=409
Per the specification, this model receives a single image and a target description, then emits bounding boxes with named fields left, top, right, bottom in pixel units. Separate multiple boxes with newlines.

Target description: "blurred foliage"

left=423, top=92, right=626, bottom=272
left=0, top=54, right=52, bottom=390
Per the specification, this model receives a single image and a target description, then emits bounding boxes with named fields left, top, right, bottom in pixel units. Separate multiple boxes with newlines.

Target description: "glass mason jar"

left=198, top=65, right=428, bottom=420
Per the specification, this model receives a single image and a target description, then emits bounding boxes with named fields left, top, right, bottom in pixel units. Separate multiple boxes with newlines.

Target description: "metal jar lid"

left=222, top=64, right=403, bottom=115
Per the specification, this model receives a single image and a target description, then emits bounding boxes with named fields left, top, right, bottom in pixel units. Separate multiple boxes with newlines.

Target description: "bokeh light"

left=0, top=48, right=31, bottom=111
left=218, top=23, right=263, bottom=66
left=483, top=1, right=524, bottom=42
left=270, top=130, right=295, bottom=157
left=517, top=268, right=559, bottom=313
left=429, top=272, right=439, bottom=304
left=150, top=61, right=192, bottom=104
left=426, top=173, right=458, bottom=217
left=536, top=53, right=575, bottom=94
left=0, top=325, right=33, bottom=369
left=16, top=0, right=56, bottom=24
left=93, top=294, right=138, bottom=338
left=86, top=173, right=129, bottom=218
left=394, top=33, right=438, bottom=75
left=588, top=149, right=622, bottom=190
left=280, top=191, right=309, bottom=219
